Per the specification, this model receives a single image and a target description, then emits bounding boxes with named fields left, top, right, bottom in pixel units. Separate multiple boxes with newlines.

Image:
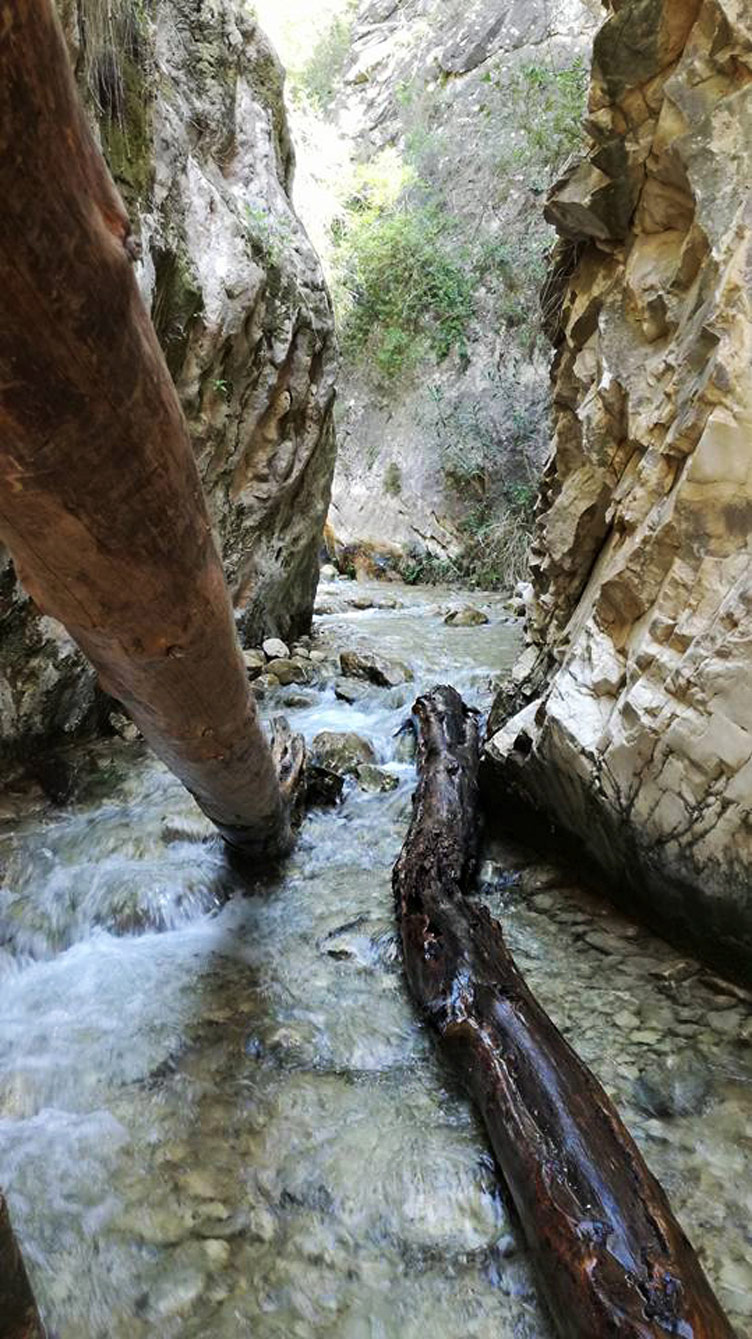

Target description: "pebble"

left=203, top=1238, right=232, bottom=1268
left=584, top=930, right=627, bottom=956
left=631, top=1029, right=662, bottom=1046
left=707, top=1009, right=743, bottom=1036
left=614, top=1010, right=641, bottom=1030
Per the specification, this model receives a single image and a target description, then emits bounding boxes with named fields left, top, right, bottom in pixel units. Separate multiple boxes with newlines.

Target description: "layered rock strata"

left=0, top=0, right=336, bottom=761
left=486, top=0, right=752, bottom=978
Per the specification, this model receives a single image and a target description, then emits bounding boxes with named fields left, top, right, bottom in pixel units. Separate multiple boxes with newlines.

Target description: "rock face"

left=0, top=0, right=336, bottom=763
left=486, top=0, right=752, bottom=979
left=321, top=0, right=600, bottom=566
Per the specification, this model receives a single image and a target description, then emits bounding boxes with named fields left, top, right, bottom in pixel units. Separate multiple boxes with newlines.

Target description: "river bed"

left=0, top=578, right=749, bottom=1337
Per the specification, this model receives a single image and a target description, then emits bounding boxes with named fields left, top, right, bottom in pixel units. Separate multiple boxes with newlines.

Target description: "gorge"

left=0, top=0, right=750, bottom=1336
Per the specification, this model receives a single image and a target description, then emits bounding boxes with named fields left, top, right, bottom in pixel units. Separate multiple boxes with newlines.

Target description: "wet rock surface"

left=0, top=581, right=748, bottom=1337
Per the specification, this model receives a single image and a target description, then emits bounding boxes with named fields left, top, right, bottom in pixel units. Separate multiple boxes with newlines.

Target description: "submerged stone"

left=311, top=731, right=376, bottom=775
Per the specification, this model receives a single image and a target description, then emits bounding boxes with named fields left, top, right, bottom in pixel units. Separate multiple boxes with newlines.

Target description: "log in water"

left=0, top=1194, right=44, bottom=1339
left=394, top=685, right=735, bottom=1339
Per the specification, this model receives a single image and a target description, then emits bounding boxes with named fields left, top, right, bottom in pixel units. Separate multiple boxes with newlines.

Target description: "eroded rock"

left=485, top=0, right=752, bottom=979
left=0, top=0, right=336, bottom=764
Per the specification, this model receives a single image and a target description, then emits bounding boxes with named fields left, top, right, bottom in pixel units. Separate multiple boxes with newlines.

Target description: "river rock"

left=263, top=658, right=309, bottom=686
left=334, top=678, right=373, bottom=705
left=393, top=727, right=417, bottom=763
left=632, top=1056, right=713, bottom=1121
left=263, top=638, right=290, bottom=662
left=485, top=0, right=752, bottom=980
left=243, top=649, right=266, bottom=677
left=355, top=764, right=399, bottom=794
left=320, top=564, right=339, bottom=580
left=444, top=606, right=490, bottom=627
left=305, top=764, right=344, bottom=807
left=339, top=649, right=413, bottom=687
left=311, top=731, right=376, bottom=775
left=252, top=673, right=280, bottom=696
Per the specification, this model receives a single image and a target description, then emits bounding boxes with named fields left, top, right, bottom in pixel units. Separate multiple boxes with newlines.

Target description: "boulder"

left=355, top=764, right=399, bottom=794
left=243, top=649, right=267, bottom=677
left=334, top=679, right=373, bottom=705
left=339, top=650, right=413, bottom=687
left=311, top=731, right=376, bottom=775
left=263, top=638, right=290, bottom=662
left=264, top=659, right=309, bottom=687
left=444, top=606, right=490, bottom=627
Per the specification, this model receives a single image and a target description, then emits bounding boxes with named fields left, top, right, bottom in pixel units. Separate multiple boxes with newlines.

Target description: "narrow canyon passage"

left=0, top=579, right=749, bottom=1337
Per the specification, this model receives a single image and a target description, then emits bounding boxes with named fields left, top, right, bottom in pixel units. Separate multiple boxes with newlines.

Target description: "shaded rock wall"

left=0, top=0, right=336, bottom=762
left=486, top=0, right=752, bottom=979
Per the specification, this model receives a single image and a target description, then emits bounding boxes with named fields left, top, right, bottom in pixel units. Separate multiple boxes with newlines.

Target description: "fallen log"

left=0, top=1194, right=45, bottom=1339
left=0, top=0, right=298, bottom=860
left=394, top=686, right=735, bottom=1339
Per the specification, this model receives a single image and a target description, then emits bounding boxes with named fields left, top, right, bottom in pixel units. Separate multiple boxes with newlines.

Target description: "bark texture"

left=0, top=0, right=291, bottom=856
left=394, top=685, right=734, bottom=1339
left=0, top=1195, right=44, bottom=1339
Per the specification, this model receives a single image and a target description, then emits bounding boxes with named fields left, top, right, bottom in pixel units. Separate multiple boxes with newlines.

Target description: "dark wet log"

left=0, top=1194, right=44, bottom=1339
left=0, top=0, right=296, bottom=860
left=394, top=686, right=735, bottom=1339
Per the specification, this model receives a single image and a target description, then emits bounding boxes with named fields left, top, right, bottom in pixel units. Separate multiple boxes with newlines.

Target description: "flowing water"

left=0, top=579, right=750, bottom=1338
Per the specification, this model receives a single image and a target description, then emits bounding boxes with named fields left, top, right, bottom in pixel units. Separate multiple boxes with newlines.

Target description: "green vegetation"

left=78, top=0, right=155, bottom=206
left=335, top=188, right=475, bottom=378
left=295, top=9, right=355, bottom=112
left=383, top=462, right=402, bottom=496
left=243, top=204, right=295, bottom=269
left=485, top=58, right=589, bottom=187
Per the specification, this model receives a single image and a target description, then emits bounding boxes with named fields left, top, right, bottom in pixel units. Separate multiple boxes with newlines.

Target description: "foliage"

left=383, top=462, right=402, bottom=496
left=482, top=58, right=589, bottom=187
left=292, top=6, right=355, bottom=112
left=244, top=203, right=294, bottom=269
left=334, top=157, right=475, bottom=379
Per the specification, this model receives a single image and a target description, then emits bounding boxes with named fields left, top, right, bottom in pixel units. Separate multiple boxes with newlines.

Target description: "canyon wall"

left=486, top=0, right=752, bottom=978
left=0, top=0, right=336, bottom=762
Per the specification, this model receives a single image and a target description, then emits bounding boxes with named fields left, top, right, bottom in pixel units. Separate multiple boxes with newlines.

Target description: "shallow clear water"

left=0, top=580, right=749, bottom=1337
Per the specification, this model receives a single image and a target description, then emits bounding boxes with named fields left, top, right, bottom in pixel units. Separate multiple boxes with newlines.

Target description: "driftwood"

left=394, top=686, right=735, bottom=1339
left=0, top=0, right=298, bottom=860
left=0, top=1195, right=44, bottom=1339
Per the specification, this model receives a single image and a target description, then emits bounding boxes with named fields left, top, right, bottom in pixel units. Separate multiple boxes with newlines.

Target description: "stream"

left=0, top=577, right=750, bottom=1338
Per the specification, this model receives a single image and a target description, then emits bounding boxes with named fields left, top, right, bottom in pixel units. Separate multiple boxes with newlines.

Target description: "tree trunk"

left=0, top=0, right=297, bottom=858
left=394, top=685, right=735, bottom=1339
left=0, top=1195, right=44, bottom=1339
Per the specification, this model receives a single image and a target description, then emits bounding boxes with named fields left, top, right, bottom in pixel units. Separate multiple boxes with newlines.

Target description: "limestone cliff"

left=0, top=0, right=336, bottom=762
left=486, top=0, right=752, bottom=979
left=261, top=0, right=600, bottom=575
left=328, top=0, right=599, bottom=571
